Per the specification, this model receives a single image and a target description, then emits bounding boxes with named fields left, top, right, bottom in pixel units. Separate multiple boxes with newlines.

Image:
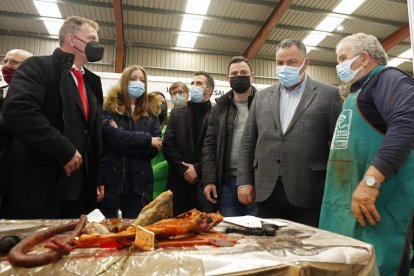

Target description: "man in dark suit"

left=2, top=16, right=105, bottom=219
left=237, top=39, right=342, bottom=227
left=163, top=71, right=214, bottom=216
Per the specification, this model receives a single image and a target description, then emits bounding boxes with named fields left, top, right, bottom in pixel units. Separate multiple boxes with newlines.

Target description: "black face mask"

left=230, top=75, right=251, bottom=94
left=158, top=103, right=168, bottom=124
left=74, top=36, right=105, bottom=62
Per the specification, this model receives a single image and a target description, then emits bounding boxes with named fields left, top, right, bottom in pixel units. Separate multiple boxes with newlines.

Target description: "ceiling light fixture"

left=33, top=0, right=62, bottom=35
left=304, top=0, right=366, bottom=53
left=387, top=48, right=412, bottom=68
left=176, top=0, right=211, bottom=49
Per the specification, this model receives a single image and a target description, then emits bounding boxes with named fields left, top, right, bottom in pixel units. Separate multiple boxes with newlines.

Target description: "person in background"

left=169, top=81, right=189, bottom=108
left=98, top=65, right=162, bottom=218
left=163, top=71, right=214, bottom=216
left=202, top=56, right=257, bottom=216
left=319, top=33, right=414, bottom=276
left=1, top=49, right=33, bottom=107
left=148, top=91, right=169, bottom=198
left=0, top=49, right=33, bottom=213
left=237, top=39, right=342, bottom=227
left=2, top=16, right=105, bottom=219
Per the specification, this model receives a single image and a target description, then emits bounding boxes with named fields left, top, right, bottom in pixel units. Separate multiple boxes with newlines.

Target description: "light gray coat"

left=237, top=77, right=342, bottom=208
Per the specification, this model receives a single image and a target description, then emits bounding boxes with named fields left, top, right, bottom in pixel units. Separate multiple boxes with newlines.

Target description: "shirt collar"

left=71, top=64, right=85, bottom=75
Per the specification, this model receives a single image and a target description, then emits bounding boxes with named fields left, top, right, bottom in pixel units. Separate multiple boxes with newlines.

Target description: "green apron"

left=320, top=66, right=414, bottom=275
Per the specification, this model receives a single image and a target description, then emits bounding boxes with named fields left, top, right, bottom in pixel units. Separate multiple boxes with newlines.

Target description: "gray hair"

left=59, top=16, right=99, bottom=47
left=276, top=39, right=307, bottom=57
left=336, top=33, right=388, bottom=65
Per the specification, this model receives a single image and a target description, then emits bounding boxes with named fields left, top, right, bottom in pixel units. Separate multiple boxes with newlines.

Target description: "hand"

left=96, top=185, right=105, bottom=202
left=204, top=184, right=218, bottom=204
left=63, top=150, right=82, bottom=177
left=351, top=182, right=380, bottom=227
left=182, top=162, right=198, bottom=184
left=109, top=119, right=118, bottom=128
left=237, top=185, right=255, bottom=205
left=151, top=137, right=162, bottom=151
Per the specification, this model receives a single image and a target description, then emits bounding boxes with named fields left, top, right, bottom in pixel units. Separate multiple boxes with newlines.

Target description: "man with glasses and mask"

left=237, top=39, right=342, bottom=227
left=163, top=71, right=214, bottom=216
left=201, top=56, right=257, bottom=216
left=1, top=16, right=104, bottom=219
left=169, top=82, right=189, bottom=108
left=320, top=33, right=414, bottom=276
left=1, top=49, right=33, bottom=104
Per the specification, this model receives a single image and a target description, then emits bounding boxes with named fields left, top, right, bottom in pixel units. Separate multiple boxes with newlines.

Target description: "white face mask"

left=171, top=93, right=187, bottom=107
left=336, top=54, right=362, bottom=83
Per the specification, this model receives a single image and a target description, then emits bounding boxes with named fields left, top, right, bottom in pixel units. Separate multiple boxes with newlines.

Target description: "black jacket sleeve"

left=3, top=57, right=75, bottom=166
left=201, top=105, right=218, bottom=186
left=163, top=109, right=187, bottom=178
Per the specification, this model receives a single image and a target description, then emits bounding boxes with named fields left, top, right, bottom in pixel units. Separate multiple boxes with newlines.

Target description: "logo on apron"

left=331, top=109, right=352, bottom=150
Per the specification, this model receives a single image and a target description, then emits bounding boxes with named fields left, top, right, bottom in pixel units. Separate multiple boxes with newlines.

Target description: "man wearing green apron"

left=320, top=33, right=414, bottom=275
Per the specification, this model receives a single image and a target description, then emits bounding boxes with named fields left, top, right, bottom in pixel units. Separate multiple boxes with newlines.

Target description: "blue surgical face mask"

left=336, top=54, right=362, bottom=83
left=276, top=61, right=305, bottom=87
left=128, top=80, right=145, bottom=99
left=190, top=85, right=205, bottom=103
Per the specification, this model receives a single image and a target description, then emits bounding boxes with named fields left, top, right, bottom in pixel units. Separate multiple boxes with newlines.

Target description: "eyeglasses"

left=3, top=58, right=23, bottom=66
left=170, top=90, right=187, bottom=96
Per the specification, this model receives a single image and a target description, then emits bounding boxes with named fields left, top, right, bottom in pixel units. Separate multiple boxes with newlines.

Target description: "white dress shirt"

left=279, top=76, right=308, bottom=134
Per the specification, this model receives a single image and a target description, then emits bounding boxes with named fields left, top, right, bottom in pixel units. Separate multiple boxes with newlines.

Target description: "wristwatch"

left=363, top=175, right=381, bottom=189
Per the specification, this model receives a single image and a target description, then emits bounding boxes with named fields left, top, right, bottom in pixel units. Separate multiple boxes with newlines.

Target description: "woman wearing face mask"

left=148, top=91, right=169, bottom=198
left=98, top=65, right=162, bottom=218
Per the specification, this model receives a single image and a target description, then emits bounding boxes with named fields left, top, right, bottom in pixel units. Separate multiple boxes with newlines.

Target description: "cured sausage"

left=8, top=215, right=87, bottom=268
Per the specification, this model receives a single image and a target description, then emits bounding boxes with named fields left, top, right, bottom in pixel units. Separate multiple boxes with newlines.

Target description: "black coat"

left=163, top=101, right=212, bottom=215
left=2, top=48, right=103, bottom=218
left=201, top=88, right=256, bottom=190
left=99, top=88, right=161, bottom=203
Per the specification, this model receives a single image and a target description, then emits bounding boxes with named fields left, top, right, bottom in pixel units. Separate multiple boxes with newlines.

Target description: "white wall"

left=1, top=68, right=270, bottom=101
left=95, top=72, right=271, bottom=101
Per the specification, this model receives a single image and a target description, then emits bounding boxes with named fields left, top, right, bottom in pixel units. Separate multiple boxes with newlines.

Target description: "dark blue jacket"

left=100, top=87, right=161, bottom=202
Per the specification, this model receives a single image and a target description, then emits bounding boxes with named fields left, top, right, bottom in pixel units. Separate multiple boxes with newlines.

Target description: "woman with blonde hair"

left=99, top=65, right=162, bottom=218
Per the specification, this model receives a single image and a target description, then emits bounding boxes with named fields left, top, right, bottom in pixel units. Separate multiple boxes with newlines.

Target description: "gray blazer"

left=237, top=77, right=342, bottom=208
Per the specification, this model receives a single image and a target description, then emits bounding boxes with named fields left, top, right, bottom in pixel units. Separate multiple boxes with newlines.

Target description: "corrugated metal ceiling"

left=0, top=0, right=411, bottom=70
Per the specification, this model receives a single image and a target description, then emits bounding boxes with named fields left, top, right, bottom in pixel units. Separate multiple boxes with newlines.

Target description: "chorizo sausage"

left=8, top=215, right=87, bottom=268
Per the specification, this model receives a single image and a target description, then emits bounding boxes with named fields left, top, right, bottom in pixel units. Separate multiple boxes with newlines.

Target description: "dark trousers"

left=2, top=181, right=93, bottom=219
left=168, top=181, right=198, bottom=217
left=256, top=177, right=321, bottom=227
left=45, top=181, right=95, bottom=219
left=218, top=175, right=256, bottom=217
left=398, top=221, right=414, bottom=276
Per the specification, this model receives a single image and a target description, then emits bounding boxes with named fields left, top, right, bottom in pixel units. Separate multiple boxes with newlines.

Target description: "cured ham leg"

left=74, top=209, right=223, bottom=248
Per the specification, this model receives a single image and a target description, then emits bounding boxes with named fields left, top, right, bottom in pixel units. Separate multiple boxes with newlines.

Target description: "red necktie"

left=71, top=68, right=89, bottom=120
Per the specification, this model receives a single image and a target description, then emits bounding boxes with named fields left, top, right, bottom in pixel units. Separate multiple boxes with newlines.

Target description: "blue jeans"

left=218, top=175, right=256, bottom=217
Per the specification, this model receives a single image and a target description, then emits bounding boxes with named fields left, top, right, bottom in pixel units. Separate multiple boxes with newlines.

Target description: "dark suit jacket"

left=237, top=77, right=342, bottom=208
left=2, top=48, right=103, bottom=218
left=163, top=101, right=211, bottom=215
